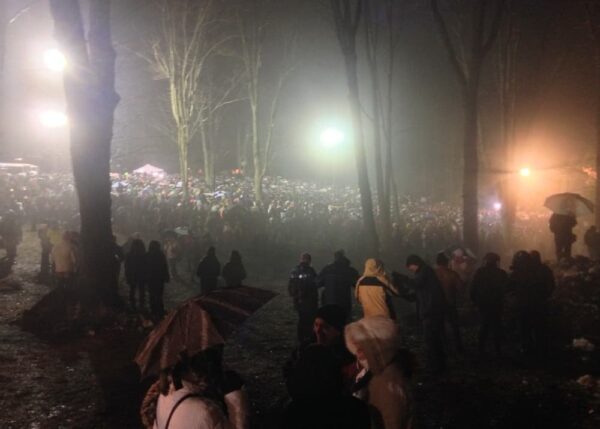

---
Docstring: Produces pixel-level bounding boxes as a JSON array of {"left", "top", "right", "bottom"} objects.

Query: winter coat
[
  {"left": 222, "top": 262, "right": 246, "bottom": 288},
  {"left": 470, "top": 266, "right": 508, "bottom": 312},
  {"left": 549, "top": 213, "right": 576, "bottom": 241},
  {"left": 345, "top": 317, "right": 413, "bottom": 429},
  {"left": 197, "top": 255, "right": 221, "bottom": 281},
  {"left": 508, "top": 265, "right": 553, "bottom": 311},
  {"left": 288, "top": 263, "right": 319, "bottom": 311},
  {"left": 410, "top": 265, "right": 445, "bottom": 320},
  {"left": 151, "top": 384, "right": 230, "bottom": 429},
  {"left": 317, "top": 258, "right": 359, "bottom": 315},
  {"left": 145, "top": 250, "right": 170, "bottom": 286},
  {"left": 356, "top": 277, "right": 396, "bottom": 319},
  {"left": 434, "top": 266, "right": 463, "bottom": 308},
  {"left": 51, "top": 238, "right": 77, "bottom": 274},
  {"left": 125, "top": 252, "right": 146, "bottom": 285}
]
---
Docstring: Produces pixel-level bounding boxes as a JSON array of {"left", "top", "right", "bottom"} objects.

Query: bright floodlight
[
  {"left": 493, "top": 202, "right": 502, "bottom": 211},
  {"left": 40, "top": 110, "right": 68, "bottom": 128},
  {"left": 519, "top": 167, "right": 531, "bottom": 177},
  {"left": 319, "top": 127, "right": 344, "bottom": 149},
  {"left": 43, "top": 49, "right": 66, "bottom": 72}
]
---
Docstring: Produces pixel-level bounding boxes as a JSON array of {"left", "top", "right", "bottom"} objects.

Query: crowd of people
[{"left": 1, "top": 169, "right": 597, "bottom": 429}]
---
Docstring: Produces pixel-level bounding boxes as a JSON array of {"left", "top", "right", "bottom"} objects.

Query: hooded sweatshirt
[{"left": 345, "top": 317, "right": 413, "bottom": 429}]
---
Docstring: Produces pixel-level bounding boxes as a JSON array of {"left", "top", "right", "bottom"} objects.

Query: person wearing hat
[
  {"left": 398, "top": 254, "right": 446, "bottom": 374},
  {"left": 470, "top": 253, "right": 508, "bottom": 357},
  {"left": 288, "top": 253, "right": 319, "bottom": 343}
]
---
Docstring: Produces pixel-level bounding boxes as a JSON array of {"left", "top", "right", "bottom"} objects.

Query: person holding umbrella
[{"left": 545, "top": 192, "right": 594, "bottom": 261}]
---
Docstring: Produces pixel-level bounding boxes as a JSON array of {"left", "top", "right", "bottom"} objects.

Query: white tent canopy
[{"left": 133, "top": 164, "right": 165, "bottom": 176}]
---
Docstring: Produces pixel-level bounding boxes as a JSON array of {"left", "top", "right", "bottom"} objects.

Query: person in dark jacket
[
  {"left": 283, "top": 344, "right": 370, "bottom": 429},
  {"left": 434, "top": 252, "right": 464, "bottom": 354},
  {"left": 222, "top": 250, "right": 247, "bottom": 288},
  {"left": 317, "top": 250, "right": 359, "bottom": 317},
  {"left": 549, "top": 212, "right": 577, "bottom": 260},
  {"left": 508, "top": 250, "right": 554, "bottom": 357},
  {"left": 145, "top": 240, "right": 170, "bottom": 322},
  {"left": 470, "top": 252, "right": 508, "bottom": 357},
  {"left": 398, "top": 254, "right": 446, "bottom": 374},
  {"left": 125, "top": 238, "right": 147, "bottom": 309},
  {"left": 283, "top": 305, "right": 357, "bottom": 395},
  {"left": 197, "top": 246, "right": 221, "bottom": 295},
  {"left": 289, "top": 253, "right": 319, "bottom": 343},
  {"left": 584, "top": 226, "right": 600, "bottom": 260},
  {"left": 111, "top": 234, "right": 125, "bottom": 301}
]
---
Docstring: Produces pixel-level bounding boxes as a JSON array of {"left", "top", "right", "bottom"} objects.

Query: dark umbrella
[
  {"left": 544, "top": 193, "right": 594, "bottom": 216},
  {"left": 134, "top": 286, "right": 276, "bottom": 377}
]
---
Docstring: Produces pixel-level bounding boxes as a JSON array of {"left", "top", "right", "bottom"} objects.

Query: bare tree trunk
[
  {"left": 431, "top": 0, "right": 505, "bottom": 254},
  {"left": 587, "top": 2, "right": 600, "bottom": 226},
  {"left": 364, "top": 0, "right": 391, "bottom": 249},
  {"left": 331, "top": 0, "right": 379, "bottom": 255},
  {"left": 177, "top": 125, "right": 189, "bottom": 194},
  {"left": 50, "top": 0, "right": 119, "bottom": 304},
  {"left": 0, "top": 2, "right": 6, "bottom": 160},
  {"left": 462, "top": 83, "right": 480, "bottom": 252}
]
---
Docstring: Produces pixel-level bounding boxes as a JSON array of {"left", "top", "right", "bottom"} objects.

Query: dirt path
[{"left": 1, "top": 231, "right": 599, "bottom": 428}]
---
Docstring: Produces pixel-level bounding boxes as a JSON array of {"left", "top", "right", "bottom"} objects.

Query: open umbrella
[
  {"left": 134, "top": 286, "right": 276, "bottom": 378},
  {"left": 442, "top": 245, "right": 476, "bottom": 260},
  {"left": 544, "top": 193, "right": 594, "bottom": 216}
]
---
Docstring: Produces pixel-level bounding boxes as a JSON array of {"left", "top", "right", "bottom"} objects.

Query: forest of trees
[{"left": 34, "top": 0, "right": 600, "bottom": 298}]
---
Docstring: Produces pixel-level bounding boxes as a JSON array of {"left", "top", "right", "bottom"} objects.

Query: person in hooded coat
[
  {"left": 317, "top": 249, "right": 359, "bottom": 317},
  {"left": 222, "top": 250, "right": 247, "bottom": 288},
  {"left": 344, "top": 316, "right": 413, "bottom": 429},
  {"left": 197, "top": 247, "right": 221, "bottom": 295},
  {"left": 146, "top": 240, "right": 170, "bottom": 322},
  {"left": 470, "top": 252, "right": 508, "bottom": 357},
  {"left": 355, "top": 259, "right": 399, "bottom": 319}
]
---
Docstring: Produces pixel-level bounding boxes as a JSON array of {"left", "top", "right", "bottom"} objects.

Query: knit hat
[{"left": 315, "top": 305, "right": 347, "bottom": 333}]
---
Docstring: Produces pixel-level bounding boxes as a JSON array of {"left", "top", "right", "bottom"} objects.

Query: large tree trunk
[
  {"left": 176, "top": 125, "right": 189, "bottom": 197},
  {"left": 462, "top": 84, "right": 480, "bottom": 253},
  {"left": 364, "top": 1, "right": 390, "bottom": 249},
  {"left": 596, "top": 57, "right": 600, "bottom": 227},
  {"left": 346, "top": 53, "right": 380, "bottom": 254},
  {"left": 50, "top": 0, "right": 119, "bottom": 304},
  {"left": 0, "top": 2, "right": 6, "bottom": 160}
]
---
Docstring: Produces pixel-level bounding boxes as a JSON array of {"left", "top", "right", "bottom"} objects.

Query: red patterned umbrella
[{"left": 134, "top": 286, "right": 276, "bottom": 377}]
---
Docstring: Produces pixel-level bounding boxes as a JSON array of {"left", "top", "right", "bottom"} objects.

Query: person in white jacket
[{"left": 141, "top": 346, "right": 249, "bottom": 429}]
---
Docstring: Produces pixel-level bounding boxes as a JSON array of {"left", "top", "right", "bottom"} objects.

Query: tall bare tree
[
  {"left": 585, "top": 1, "right": 600, "bottom": 226},
  {"left": 237, "top": 0, "right": 296, "bottom": 204},
  {"left": 363, "top": 0, "right": 407, "bottom": 249},
  {"left": 331, "top": 0, "right": 380, "bottom": 254},
  {"left": 198, "top": 62, "right": 243, "bottom": 190},
  {"left": 49, "top": 0, "right": 119, "bottom": 303},
  {"left": 431, "top": 0, "right": 506, "bottom": 253},
  {"left": 151, "top": 0, "right": 218, "bottom": 197}
]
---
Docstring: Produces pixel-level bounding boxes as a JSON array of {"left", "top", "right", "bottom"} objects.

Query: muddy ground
[{"left": 1, "top": 230, "right": 599, "bottom": 428}]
